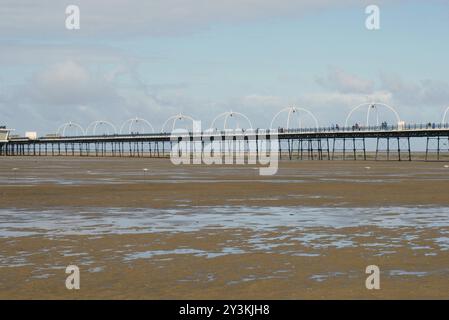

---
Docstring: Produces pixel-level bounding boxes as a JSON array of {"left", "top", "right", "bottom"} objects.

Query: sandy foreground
[{"left": 0, "top": 157, "right": 449, "bottom": 299}]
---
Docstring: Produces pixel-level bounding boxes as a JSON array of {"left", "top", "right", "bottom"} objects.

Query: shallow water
[
  {"left": 1, "top": 205, "right": 449, "bottom": 237},
  {"left": 1, "top": 206, "right": 449, "bottom": 264}
]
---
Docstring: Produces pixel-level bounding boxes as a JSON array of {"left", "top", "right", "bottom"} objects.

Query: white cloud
[
  {"left": 380, "top": 72, "right": 449, "bottom": 107},
  {"left": 0, "top": 59, "right": 200, "bottom": 133},
  {"left": 4, "top": 59, "right": 449, "bottom": 134},
  {"left": 28, "top": 60, "right": 118, "bottom": 106},
  {"left": 316, "top": 66, "right": 375, "bottom": 94},
  {"left": 240, "top": 94, "right": 286, "bottom": 107}
]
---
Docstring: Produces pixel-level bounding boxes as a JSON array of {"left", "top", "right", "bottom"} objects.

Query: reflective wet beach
[{"left": 1, "top": 157, "right": 449, "bottom": 298}]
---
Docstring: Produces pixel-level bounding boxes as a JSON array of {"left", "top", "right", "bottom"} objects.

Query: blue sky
[{"left": 1, "top": 0, "right": 449, "bottom": 134}]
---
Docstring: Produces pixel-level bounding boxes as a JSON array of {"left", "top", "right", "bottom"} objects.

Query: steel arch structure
[
  {"left": 86, "top": 120, "right": 117, "bottom": 136},
  {"left": 345, "top": 102, "right": 401, "bottom": 128},
  {"left": 161, "top": 113, "right": 196, "bottom": 133},
  {"left": 120, "top": 117, "right": 154, "bottom": 134},
  {"left": 442, "top": 106, "right": 449, "bottom": 124},
  {"left": 57, "top": 122, "right": 85, "bottom": 136},
  {"left": 210, "top": 111, "right": 253, "bottom": 131},
  {"left": 270, "top": 106, "right": 319, "bottom": 129}
]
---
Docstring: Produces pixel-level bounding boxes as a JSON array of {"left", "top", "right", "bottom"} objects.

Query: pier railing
[
  {"left": 2, "top": 122, "right": 449, "bottom": 161},
  {"left": 9, "top": 122, "right": 449, "bottom": 140}
]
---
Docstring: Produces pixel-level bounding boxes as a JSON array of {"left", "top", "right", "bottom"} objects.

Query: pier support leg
[
  {"left": 332, "top": 139, "right": 336, "bottom": 160},
  {"left": 437, "top": 136, "right": 440, "bottom": 161},
  {"left": 287, "top": 139, "right": 291, "bottom": 160},
  {"left": 362, "top": 138, "right": 366, "bottom": 160},
  {"left": 316, "top": 140, "right": 321, "bottom": 160},
  {"left": 407, "top": 137, "right": 411, "bottom": 161},
  {"left": 353, "top": 138, "right": 356, "bottom": 160},
  {"left": 387, "top": 138, "right": 390, "bottom": 161}
]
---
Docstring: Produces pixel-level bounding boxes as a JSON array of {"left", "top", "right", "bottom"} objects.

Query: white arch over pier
[
  {"left": 270, "top": 106, "right": 319, "bottom": 129},
  {"left": 162, "top": 113, "right": 196, "bottom": 133},
  {"left": 442, "top": 106, "right": 449, "bottom": 124},
  {"left": 57, "top": 122, "right": 85, "bottom": 136},
  {"left": 120, "top": 117, "right": 154, "bottom": 134},
  {"left": 210, "top": 111, "right": 253, "bottom": 131},
  {"left": 345, "top": 102, "right": 401, "bottom": 127},
  {"left": 86, "top": 120, "right": 117, "bottom": 135}
]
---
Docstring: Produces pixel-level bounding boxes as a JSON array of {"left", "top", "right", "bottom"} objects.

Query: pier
[
  {"left": 2, "top": 104, "right": 449, "bottom": 161},
  {"left": 1, "top": 123, "right": 449, "bottom": 161}
]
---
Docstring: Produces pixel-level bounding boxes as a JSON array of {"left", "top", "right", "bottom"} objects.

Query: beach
[{"left": 1, "top": 157, "right": 449, "bottom": 299}]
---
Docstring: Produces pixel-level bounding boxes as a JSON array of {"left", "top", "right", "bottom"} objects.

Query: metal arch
[
  {"left": 210, "top": 110, "right": 253, "bottom": 130},
  {"left": 161, "top": 113, "right": 196, "bottom": 133},
  {"left": 119, "top": 117, "right": 154, "bottom": 134},
  {"left": 366, "top": 104, "right": 380, "bottom": 127},
  {"left": 57, "top": 121, "right": 85, "bottom": 136},
  {"left": 270, "top": 106, "right": 319, "bottom": 129},
  {"left": 442, "top": 106, "right": 449, "bottom": 124},
  {"left": 86, "top": 120, "right": 117, "bottom": 135},
  {"left": 345, "top": 102, "right": 401, "bottom": 127},
  {"left": 210, "top": 111, "right": 229, "bottom": 130}
]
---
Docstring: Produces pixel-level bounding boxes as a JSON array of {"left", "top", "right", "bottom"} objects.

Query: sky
[{"left": 1, "top": 0, "right": 449, "bottom": 135}]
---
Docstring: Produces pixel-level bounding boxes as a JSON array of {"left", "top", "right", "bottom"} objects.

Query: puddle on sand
[
  {"left": 388, "top": 270, "right": 429, "bottom": 277},
  {"left": 1, "top": 205, "right": 449, "bottom": 271},
  {"left": 310, "top": 272, "right": 348, "bottom": 282},
  {"left": 124, "top": 247, "right": 245, "bottom": 261},
  {"left": 2, "top": 206, "right": 449, "bottom": 238}
]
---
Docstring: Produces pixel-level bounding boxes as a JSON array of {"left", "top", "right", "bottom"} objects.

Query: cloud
[
  {"left": 316, "top": 66, "right": 375, "bottom": 94},
  {"left": 239, "top": 94, "right": 286, "bottom": 108},
  {"left": 0, "top": 59, "right": 201, "bottom": 133},
  {"left": 1, "top": 60, "right": 131, "bottom": 132},
  {"left": 279, "top": 65, "right": 449, "bottom": 123},
  {"left": 380, "top": 72, "right": 449, "bottom": 107},
  {"left": 28, "top": 60, "right": 117, "bottom": 106},
  {"left": 0, "top": 42, "right": 139, "bottom": 66},
  {"left": 4, "top": 59, "right": 449, "bottom": 135},
  {"left": 313, "top": 67, "right": 449, "bottom": 122}
]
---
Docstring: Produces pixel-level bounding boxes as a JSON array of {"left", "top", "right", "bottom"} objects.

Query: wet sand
[
  {"left": 2, "top": 157, "right": 449, "bottom": 208},
  {"left": 1, "top": 157, "right": 449, "bottom": 299}
]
